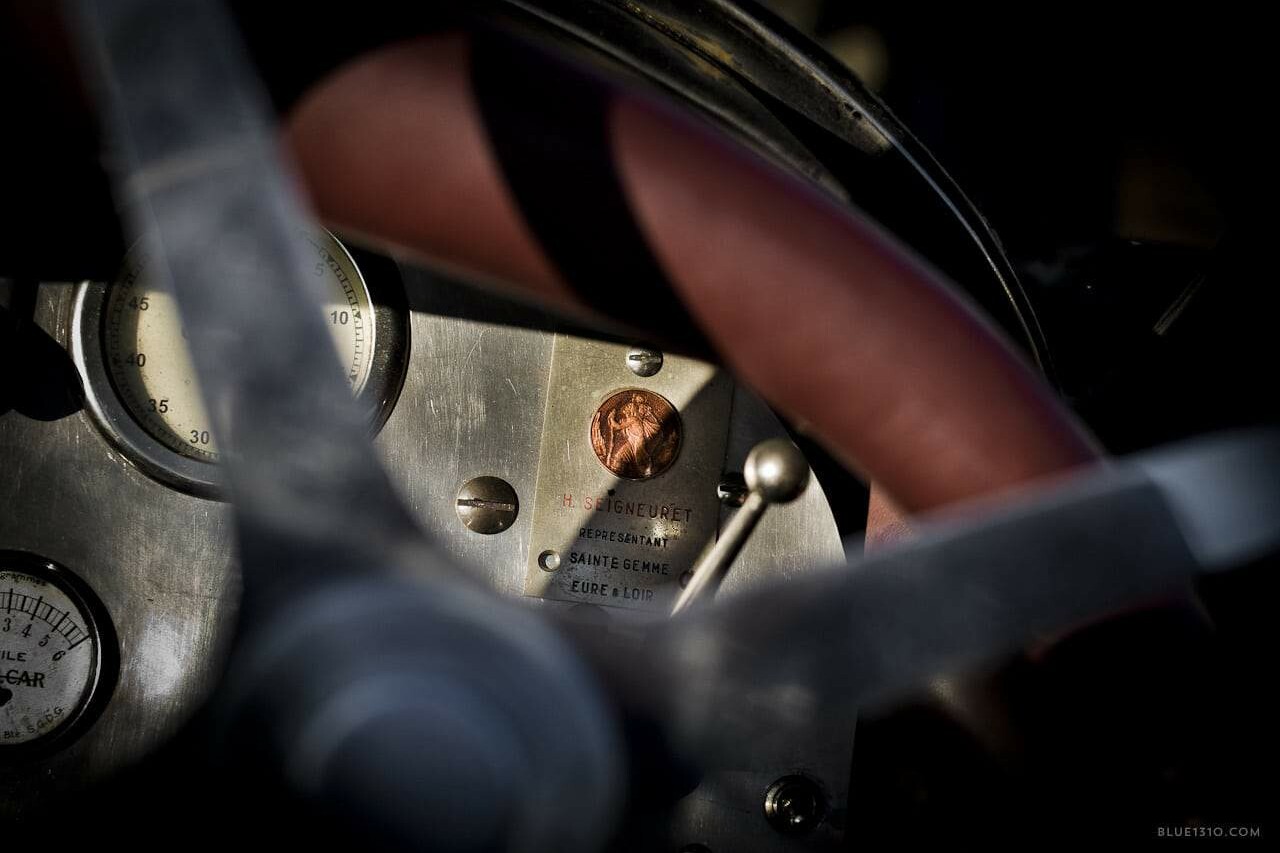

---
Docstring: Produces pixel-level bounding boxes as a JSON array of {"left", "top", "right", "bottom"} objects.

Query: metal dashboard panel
[
  {"left": 378, "top": 268, "right": 557, "bottom": 597},
  {"left": 0, "top": 282, "right": 237, "bottom": 811},
  {"left": 391, "top": 268, "right": 851, "bottom": 851},
  {"left": 2, "top": 268, "right": 851, "bottom": 850}
]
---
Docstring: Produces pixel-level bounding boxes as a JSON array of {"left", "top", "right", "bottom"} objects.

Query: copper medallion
[{"left": 590, "top": 389, "right": 682, "bottom": 480}]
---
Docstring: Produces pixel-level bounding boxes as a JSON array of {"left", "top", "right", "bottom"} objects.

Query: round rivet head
[
  {"left": 763, "top": 775, "right": 826, "bottom": 835},
  {"left": 626, "top": 346, "right": 663, "bottom": 377},
  {"left": 538, "top": 549, "right": 561, "bottom": 572},
  {"left": 744, "top": 439, "right": 809, "bottom": 504},
  {"left": 456, "top": 476, "right": 519, "bottom": 534}
]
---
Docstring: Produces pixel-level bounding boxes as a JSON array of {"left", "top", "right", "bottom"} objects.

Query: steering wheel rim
[{"left": 283, "top": 29, "right": 1101, "bottom": 520}]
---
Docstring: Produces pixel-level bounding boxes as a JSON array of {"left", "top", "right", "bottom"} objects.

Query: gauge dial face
[
  {"left": 101, "top": 231, "right": 376, "bottom": 461},
  {"left": 0, "top": 560, "right": 107, "bottom": 748}
]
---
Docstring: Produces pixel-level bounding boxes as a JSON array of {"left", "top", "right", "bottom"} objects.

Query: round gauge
[
  {"left": 73, "top": 230, "right": 409, "bottom": 494},
  {"left": 0, "top": 551, "right": 116, "bottom": 752},
  {"left": 103, "top": 231, "right": 375, "bottom": 461}
]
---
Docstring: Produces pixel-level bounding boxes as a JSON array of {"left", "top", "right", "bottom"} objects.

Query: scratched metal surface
[
  {"left": 523, "top": 334, "right": 734, "bottom": 612},
  {"left": 660, "top": 382, "right": 851, "bottom": 853},
  {"left": 386, "top": 267, "right": 851, "bottom": 852},
  {"left": 1, "top": 266, "right": 850, "bottom": 849},
  {"left": 0, "top": 282, "right": 238, "bottom": 814},
  {"left": 379, "top": 267, "right": 557, "bottom": 596}
]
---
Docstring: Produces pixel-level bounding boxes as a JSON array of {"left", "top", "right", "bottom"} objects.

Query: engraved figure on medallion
[{"left": 590, "top": 389, "right": 681, "bottom": 480}]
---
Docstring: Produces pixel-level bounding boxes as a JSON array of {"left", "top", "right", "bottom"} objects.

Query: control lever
[{"left": 672, "top": 438, "right": 810, "bottom": 614}]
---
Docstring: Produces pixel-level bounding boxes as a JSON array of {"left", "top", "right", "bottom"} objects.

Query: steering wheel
[{"left": 40, "top": 1, "right": 1278, "bottom": 851}]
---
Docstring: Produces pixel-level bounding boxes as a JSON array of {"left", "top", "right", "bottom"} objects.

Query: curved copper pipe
[{"left": 285, "top": 33, "right": 1100, "bottom": 516}]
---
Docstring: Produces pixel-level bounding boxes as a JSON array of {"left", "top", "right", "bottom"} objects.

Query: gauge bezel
[
  {"left": 0, "top": 550, "right": 119, "bottom": 760},
  {"left": 70, "top": 231, "right": 410, "bottom": 498}
]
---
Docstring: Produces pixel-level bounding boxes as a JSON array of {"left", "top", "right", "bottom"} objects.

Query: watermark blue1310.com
[{"left": 1156, "top": 825, "right": 1262, "bottom": 839}]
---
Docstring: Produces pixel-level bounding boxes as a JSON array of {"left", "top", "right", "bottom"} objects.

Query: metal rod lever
[{"left": 672, "top": 438, "right": 810, "bottom": 614}]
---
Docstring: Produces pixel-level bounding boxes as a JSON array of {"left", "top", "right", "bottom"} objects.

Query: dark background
[
  {"left": 771, "top": 4, "right": 1275, "bottom": 844},
  {"left": 767, "top": 2, "right": 1272, "bottom": 453}
]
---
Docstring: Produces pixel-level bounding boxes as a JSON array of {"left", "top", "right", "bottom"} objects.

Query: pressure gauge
[
  {"left": 0, "top": 551, "right": 116, "bottom": 753},
  {"left": 73, "top": 230, "right": 408, "bottom": 495}
]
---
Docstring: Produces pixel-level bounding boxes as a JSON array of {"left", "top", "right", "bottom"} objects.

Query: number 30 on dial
[{"left": 101, "top": 230, "right": 377, "bottom": 462}]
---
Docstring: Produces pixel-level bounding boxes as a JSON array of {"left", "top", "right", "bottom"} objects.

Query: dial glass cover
[
  {"left": 0, "top": 555, "right": 110, "bottom": 748},
  {"left": 101, "top": 230, "right": 376, "bottom": 461}
]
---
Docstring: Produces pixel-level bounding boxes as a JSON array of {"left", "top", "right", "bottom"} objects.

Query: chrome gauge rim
[
  {"left": 0, "top": 550, "right": 117, "bottom": 757},
  {"left": 70, "top": 230, "right": 409, "bottom": 497}
]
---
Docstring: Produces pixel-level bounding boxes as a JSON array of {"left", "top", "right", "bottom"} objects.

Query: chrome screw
[
  {"left": 626, "top": 346, "right": 663, "bottom": 377},
  {"left": 763, "top": 775, "right": 826, "bottom": 835},
  {"left": 455, "top": 476, "right": 519, "bottom": 534}
]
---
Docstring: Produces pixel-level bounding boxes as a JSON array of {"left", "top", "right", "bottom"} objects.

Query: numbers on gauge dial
[
  {"left": 102, "top": 231, "right": 376, "bottom": 461},
  {"left": 0, "top": 570, "right": 98, "bottom": 746}
]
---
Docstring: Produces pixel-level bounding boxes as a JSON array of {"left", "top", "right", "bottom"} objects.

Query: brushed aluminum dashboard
[{"left": 1, "top": 262, "right": 849, "bottom": 850}]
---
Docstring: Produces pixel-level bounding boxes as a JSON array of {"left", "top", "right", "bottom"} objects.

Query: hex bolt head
[
  {"left": 455, "top": 476, "right": 519, "bottom": 534},
  {"left": 626, "top": 346, "right": 663, "bottom": 377},
  {"left": 763, "top": 775, "right": 826, "bottom": 835}
]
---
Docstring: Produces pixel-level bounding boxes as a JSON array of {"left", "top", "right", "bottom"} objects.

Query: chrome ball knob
[{"left": 744, "top": 438, "right": 810, "bottom": 504}]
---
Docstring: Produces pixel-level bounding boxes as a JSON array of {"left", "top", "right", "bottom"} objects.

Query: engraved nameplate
[{"left": 524, "top": 335, "right": 732, "bottom": 612}]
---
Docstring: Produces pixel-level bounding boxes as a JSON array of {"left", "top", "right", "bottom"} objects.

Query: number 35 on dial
[{"left": 101, "top": 230, "right": 377, "bottom": 461}]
